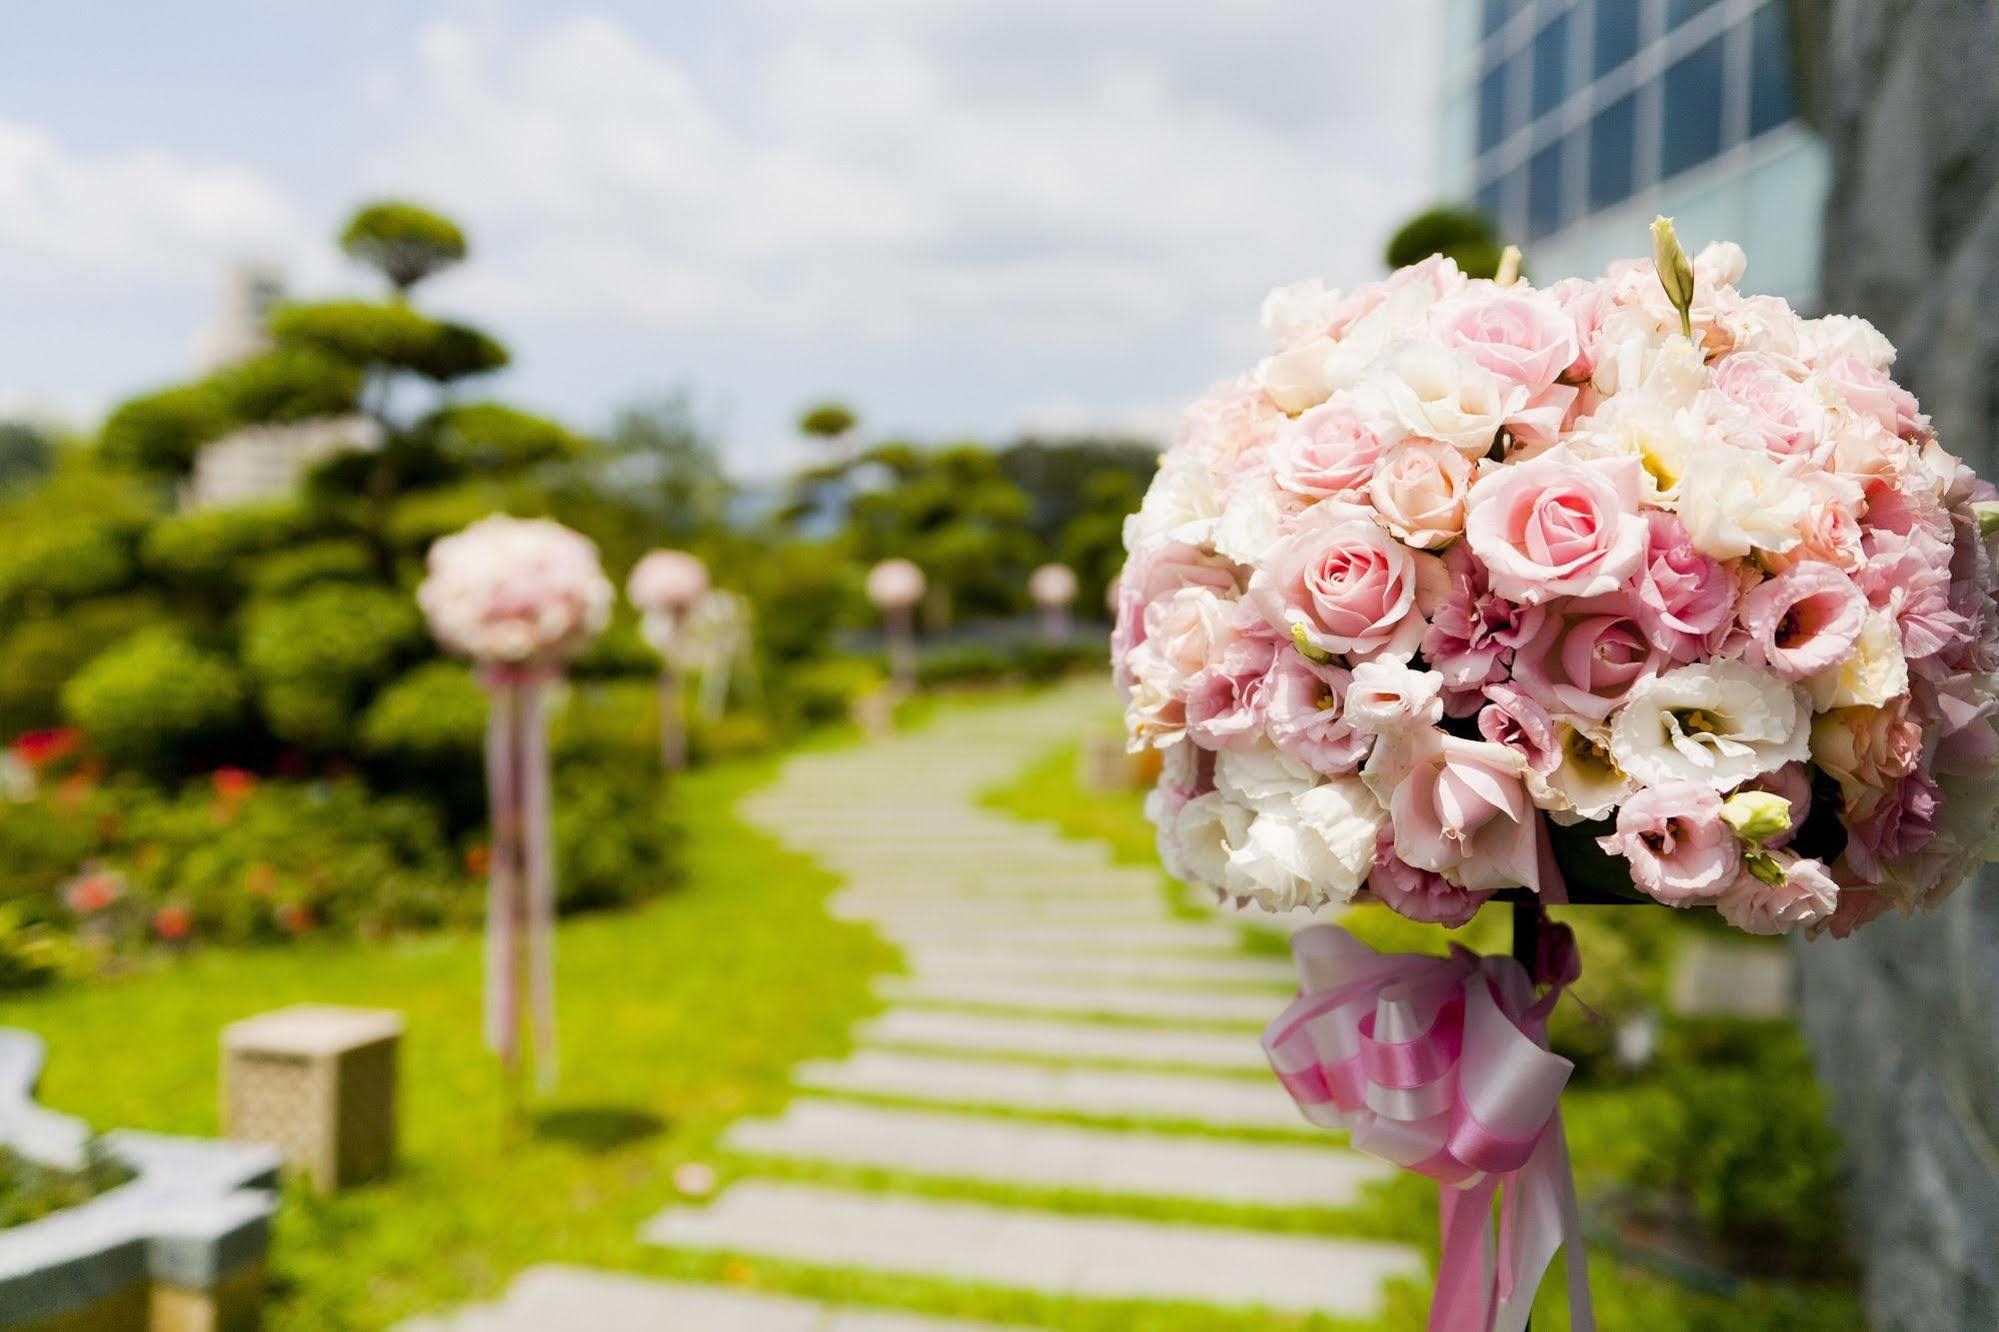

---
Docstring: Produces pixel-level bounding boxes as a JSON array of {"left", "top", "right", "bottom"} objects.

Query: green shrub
[
  {"left": 141, "top": 501, "right": 316, "bottom": 595},
  {"left": 785, "top": 657, "right": 886, "bottom": 726},
  {"left": 244, "top": 540, "right": 375, "bottom": 597},
  {"left": 385, "top": 484, "right": 530, "bottom": 552},
  {"left": 0, "top": 800, "right": 103, "bottom": 912},
  {"left": 61, "top": 631, "right": 246, "bottom": 770},
  {"left": 240, "top": 585, "right": 425, "bottom": 748},
  {"left": 98, "top": 383, "right": 226, "bottom": 474},
  {"left": 1384, "top": 204, "right": 1505, "bottom": 277},
  {"left": 0, "top": 597, "right": 165, "bottom": 738},
  {"left": 0, "top": 1139, "right": 132, "bottom": 1221},
  {"left": 339, "top": 200, "right": 467, "bottom": 291},
  {"left": 570, "top": 614, "right": 658, "bottom": 679},
  {"left": 358, "top": 662, "right": 488, "bottom": 767},
  {"left": 272, "top": 302, "right": 508, "bottom": 383},
  {"left": 0, "top": 522, "right": 137, "bottom": 616},
  {"left": 552, "top": 681, "right": 659, "bottom": 771},
  {"left": 421, "top": 403, "right": 588, "bottom": 471},
  {"left": 689, "top": 713, "right": 777, "bottom": 763},
  {"left": 553, "top": 769, "right": 680, "bottom": 913}
]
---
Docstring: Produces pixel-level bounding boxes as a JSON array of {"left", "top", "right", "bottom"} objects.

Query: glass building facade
[{"left": 1438, "top": 0, "right": 1829, "bottom": 309}]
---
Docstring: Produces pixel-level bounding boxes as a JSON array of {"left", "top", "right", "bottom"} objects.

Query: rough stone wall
[{"left": 1788, "top": 3, "right": 1999, "bottom": 1329}]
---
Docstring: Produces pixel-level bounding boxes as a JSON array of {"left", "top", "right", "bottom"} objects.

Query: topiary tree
[
  {"left": 61, "top": 629, "right": 247, "bottom": 770},
  {"left": 1384, "top": 204, "right": 1507, "bottom": 279},
  {"left": 240, "top": 583, "right": 426, "bottom": 749},
  {"left": 798, "top": 401, "right": 858, "bottom": 444},
  {"left": 338, "top": 200, "right": 468, "bottom": 294}
]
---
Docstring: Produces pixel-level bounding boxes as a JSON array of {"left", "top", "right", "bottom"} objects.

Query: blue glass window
[
  {"left": 1476, "top": 177, "right": 1505, "bottom": 230},
  {"left": 1662, "top": 36, "right": 1727, "bottom": 178},
  {"left": 1528, "top": 140, "right": 1567, "bottom": 238},
  {"left": 1482, "top": 0, "right": 1514, "bottom": 38},
  {"left": 1749, "top": 3, "right": 1797, "bottom": 137},
  {"left": 1478, "top": 62, "right": 1508, "bottom": 152},
  {"left": 1588, "top": 92, "right": 1638, "bottom": 208},
  {"left": 1532, "top": 13, "right": 1572, "bottom": 119},
  {"left": 1594, "top": 0, "right": 1641, "bottom": 76},
  {"left": 1668, "top": 0, "right": 1723, "bottom": 28}
]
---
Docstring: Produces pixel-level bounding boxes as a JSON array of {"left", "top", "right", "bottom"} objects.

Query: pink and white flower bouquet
[{"left": 1116, "top": 223, "right": 1999, "bottom": 938}]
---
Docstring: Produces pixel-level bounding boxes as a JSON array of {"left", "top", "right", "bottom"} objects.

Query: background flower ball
[
  {"left": 627, "top": 549, "right": 711, "bottom": 615},
  {"left": 418, "top": 514, "right": 614, "bottom": 668},
  {"left": 1029, "top": 562, "right": 1079, "bottom": 607},
  {"left": 866, "top": 558, "right": 927, "bottom": 610}
]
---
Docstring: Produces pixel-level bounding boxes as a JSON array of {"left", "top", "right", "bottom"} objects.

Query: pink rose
[
  {"left": 1546, "top": 277, "right": 1606, "bottom": 384},
  {"left": 1716, "top": 854, "right": 1839, "bottom": 935},
  {"left": 1842, "top": 770, "right": 1942, "bottom": 884},
  {"left": 1420, "top": 543, "right": 1537, "bottom": 706},
  {"left": 1509, "top": 593, "right": 1665, "bottom": 722},
  {"left": 1112, "top": 542, "right": 1236, "bottom": 691},
  {"left": 1463, "top": 445, "right": 1647, "bottom": 604},
  {"left": 1856, "top": 530, "right": 1968, "bottom": 662},
  {"left": 1367, "top": 732, "right": 1542, "bottom": 894},
  {"left": 1344, "top": 658, "right": 1445, "bottom": 736},
  {"left": 1367, "top": 438, "right": 1473, "bottom": 548},
  {"left": 1431, "top": 289, "right": 1580, "bottom": 396},
  {"left": 1597, "top": 782, "right": 1741, "bottom": 906},
  {"left": 1248, "top": 501, "right": 1443, "bottom": 659},
  {"left": 1809, "top": 701, "right": 1923, "bottom": 816},
  {"left": 1629, "top": 512, "right": 1738, "bottom": 657},
  {"left": 1823, "top": 355, "right": 1923, "bottom": 439},
  {"left": 1738, "top": 562, "right": 1869, "bottom": 680},
  {"left": 1270, "top": 399, "right": 1389, "bottom": 500},
  {"left": 1476, "top": 682, "right": 1563, "bottom": 776},
  {"left": 1710, "top": 353, "right": 1828, "bottom": 461},
  {"left": 1811, "top": 886, "right": 1891, "bottom": 939},
  {"left": 1365, "top": 824, "right": 1493, "bottom": 928},
  {"left": 1262, "top": 654, "right": 1370, "bottom": 776}
]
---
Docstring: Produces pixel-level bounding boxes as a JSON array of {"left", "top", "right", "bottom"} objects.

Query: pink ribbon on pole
[
  {"left": 479, "top": 667, "right": 560, "bottom": 1090},
  {"left": 1263, "top": 924, "right": 1594, "bottom": 1332}
]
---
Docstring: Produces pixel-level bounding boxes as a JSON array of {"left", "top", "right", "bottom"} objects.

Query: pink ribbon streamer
[
  {"left": 1263, "top": 924, "right": 1595, "bottom": 1332},
  {"left": 480, "top": 669, "right": 560, "bottom": 1090}
]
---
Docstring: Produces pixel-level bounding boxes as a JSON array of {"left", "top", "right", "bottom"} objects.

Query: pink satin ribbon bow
[{"left": 1263, "top": 924, "right": 1595, "bottom": 1332}]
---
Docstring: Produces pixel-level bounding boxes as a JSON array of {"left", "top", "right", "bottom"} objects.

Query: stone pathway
[{"left": 411, "top": 682, "right": 1422, "bottom": 1328}]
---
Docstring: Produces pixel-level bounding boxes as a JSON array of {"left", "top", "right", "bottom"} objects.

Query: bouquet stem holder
[{"left": 480, "top": 668, "right": 559, "bottom": 1106}]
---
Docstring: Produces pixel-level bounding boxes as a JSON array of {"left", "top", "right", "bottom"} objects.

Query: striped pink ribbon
[{"left": 1263, "top": 924, "right": 1594, "bottom": 1332}]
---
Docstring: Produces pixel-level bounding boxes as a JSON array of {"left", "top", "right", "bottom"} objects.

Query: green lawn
[{"left": 0, "top": 751, "right": 897, "bottom": 1329}]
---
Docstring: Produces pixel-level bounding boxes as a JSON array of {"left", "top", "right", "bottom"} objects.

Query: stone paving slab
[
  {"left": 1670, "top": 938, "right": 1795, "bottom": 1018},
  {"left": 400, "top": 1264, "right": 1036, "bottom": 1331},
  {"left": 645, "top": 1183, "right": 1422, "bottom": 1318},
  {"left": 861, "top": 1009, "right": 1271, "bottom": 1070},
  {"left": 879, "top": 976, "right": 1277, "bottom": 1025},
  {"left": 727, "top": 1099, "right": 1387, "bottom": 1208},
  {"left": 834, "top": 897, "right": 1172, "bottom": 928},
  {"left": 797, "top": 1050, "right": 1305, "bottom": 1129},
  {"left": 904, "top": 950, "right": 1297, "bottom": 989},
  {"left": 873, "top": 922, "right": 1247, "bottom": 955}
]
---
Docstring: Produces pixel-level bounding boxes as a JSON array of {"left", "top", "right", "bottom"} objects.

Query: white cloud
[
  {"left": 375, "top": 7, "right": 1436, "bottom": 350},
  {"left": 0, "top": 120, "right": 308, "bottom": 290}
]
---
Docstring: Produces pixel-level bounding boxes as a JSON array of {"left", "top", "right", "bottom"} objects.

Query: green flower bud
[
  {"left": 1743, "top": 848, "right": 1786, "bottom": 888},
  {"left": 1651, "top": 215, "right": 1695, "bottom": 339},
  {"left": 1721, "top": 790, "right": 1793, "bottom": 846},
  {"left": 1291, "top": 624, "right": 1333, "bottom": 664},
  {"left": 1495, "top": 245, "right": 1523, "bottom": 287},
  {"left": 1974, "top": 500, "right": 1999, "bottom": 538}
]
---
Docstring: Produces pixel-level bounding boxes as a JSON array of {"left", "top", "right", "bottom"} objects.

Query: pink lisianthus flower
[
  {"left": 1462, "top": 445, "right": 1647, "bottom": 604},
  {"left": 1420, "top": 543, "right": 1538, "bottom": 707},
  {"left": 1247, "top": 501, "right": 1445, "bottom": 659},
  {"left": 1841, "top": 770, "right": 1943, "bottom": 884},
  {"left": 1262, "top": 654, "right": 1370, "bottom": 776},
  {"left": 1856, "top": 530, "right": 1970, "bottom": 662},
  {"left": 1476, "top": 682, "right": 1564, "bottom": 777},
  {"left": 1716, "top": 854, "right": 1840, "bottom": 935},
  {"left": 1738, "top": 561, "right": 1869, "bottom": 680},
  {"left": 1365, "top": 824, "right": 1493, "bottom": 928},
  {"left": 1629, "top": 512, "right": 1739, "bottom": 657},
  {"left": 1710, "top": 352, "right": 1828, "bottom": 461},
  {"left": 1269, "top": 399, "right": 1390, "bottom": 501},
  {"left": 1823, "top": 355, "right": 1925, "bottom": 439},
  {"left": 1184, "top": 604, "right": 1281, "bottom": 752},
  {"left": 1596, "top": 782, "right": 1741, "bottom": 906},
  {"left": 1365, "top": 731, "right": 1542, "bottom": 894},
  {"left": 1810, "top": 886, "right": 1892, "bottom": 939},
  {"left": 1809, "top": 700, "right": 1924, "bottom": 816},
  {"left": 1111, "top": 542, "right": 1238, "bottom": 691},
  {"left": 1509, "top": 592, "right": 1666, "bottom": 722}
]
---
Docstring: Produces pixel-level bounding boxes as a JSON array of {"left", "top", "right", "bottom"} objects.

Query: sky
[{"left": 0, "top": 1, "right": 1441, "bottom": 476}]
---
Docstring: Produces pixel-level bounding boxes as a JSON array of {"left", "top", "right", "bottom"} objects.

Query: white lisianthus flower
[
  {"left": 1260, "top": 278, "right": 1342, "bottom": 345},
  {"left": 1212, "top": 475, "right": 1295, "bottom": 566},
  {"left": 1673, "top": 447, "right": 1810, "bottom": 559},
  {"left": 1577, "top": 383, "right": 1706, "bottom": 502},
  {"left": 1805, "top": 607, "right": 1910, "bottom": 710},
  {"left": 1609, "top": 661, "right": 1811, "bottom": 790},
  {"left": 1224, "top": 777, "right": 1385, "bottom": 911},
  {"left": 1344, "top": 658, "right": 1446, "bottom": 736},
  {"left": 1122, "top": 450, "right": 1222, "bottom": 550},
  {"left": 1799, "top": 313, "right": 1897, "bottom": 372},
  {"left": 1526, "top": 721, "right": 1637, "bottom": 824},
  {"left": 1255, "top": 337, "right": 1341, "bottom": 414},
  {"left": 1215, "top": 746, "right": 1320, "bottom": 812},
  {"left": 1164, "top": 791, "right": 1252, "bottom": 893},
  {"left": 1378, "top": 341, "right": 1525, "bottom": 456}
]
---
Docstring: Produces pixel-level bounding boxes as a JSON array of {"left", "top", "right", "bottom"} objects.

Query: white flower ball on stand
[{"left": 419, "top": 515, "right": 612, "bottom": 670}]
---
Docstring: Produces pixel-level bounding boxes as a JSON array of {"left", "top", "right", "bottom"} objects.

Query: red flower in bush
[
  {"left": 464, "top": 844, "right": 491, "bottom": 876},
  {"left": 62, "top": 868, "right": 124, "bottom": 915},
  {"left": 211, "top": 767, "right": 258, "bottom": 802},
  {"left": 14, "top": 728, "right": 78, "bottom": 768},
  {"left": 275, "top": 902, "right": 316, "bottom": 935},
  {"left": 244, "top": 863, "right": 279, "bottom": 898},
  {"left": 152, "top": 903, "right": 195, "bottom": 942}
]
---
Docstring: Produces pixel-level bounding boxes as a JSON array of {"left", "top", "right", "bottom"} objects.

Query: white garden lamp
[
  {"left": 627, "top": 550, "right": 710, "bottom": 771},
  {"left": 866, "top": 558, "right": 926, "bottom": 692},
  {"left": 1029, "top": 562, "right": 1079, "bottom": 644},
  {"left": 419, "top": 515, "right": 611, "bottom": 1097}
]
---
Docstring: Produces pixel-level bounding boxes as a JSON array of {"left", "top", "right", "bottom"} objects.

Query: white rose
[
  {"left": 1800, "top": 313, "right": 1897, "bottom": 373},
  {"left": 1212, "top": 475, "right": 1296, "bottom": 566},
  {"left": 1343, "top": 658, "right": 1446, "bottom": 736},
  {"left": 1122, "top": 450, "right": 1222, "bottom": 551},
  {"left": 1367, "top": 438, "right": 1472, "bottom": 548},
  {"left": 1223, "top": 778, "right": 1384, "bottom": 912},
  {"left": 1673, "top": 446, "right": 1809, "bottom": 559},
  {"left": 1255, "top": 337, "right": 1341, "bottom": 414},
  {"left": 1261, "top": 278, "right": 1341, "bottom": 346},
  {"left": 1805, "top": 608, "right": 1909, "bottom": 710},
  {"left": 1609, "top": 661, "right": 1811, "bottom": 791},
  {"left": 1215, "top": 746, "right": 1319, "bottom": 812},
  {"left": 1378, "top": 341, "right": 1525, "bottom": 456}
]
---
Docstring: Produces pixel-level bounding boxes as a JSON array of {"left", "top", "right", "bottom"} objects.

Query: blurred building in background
[
  {"left": 1437, "top": 0, "right": 1828, "bottom": 307},
  {"left": 183, "top": 265, "right": 380, "bottom": 511}
]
